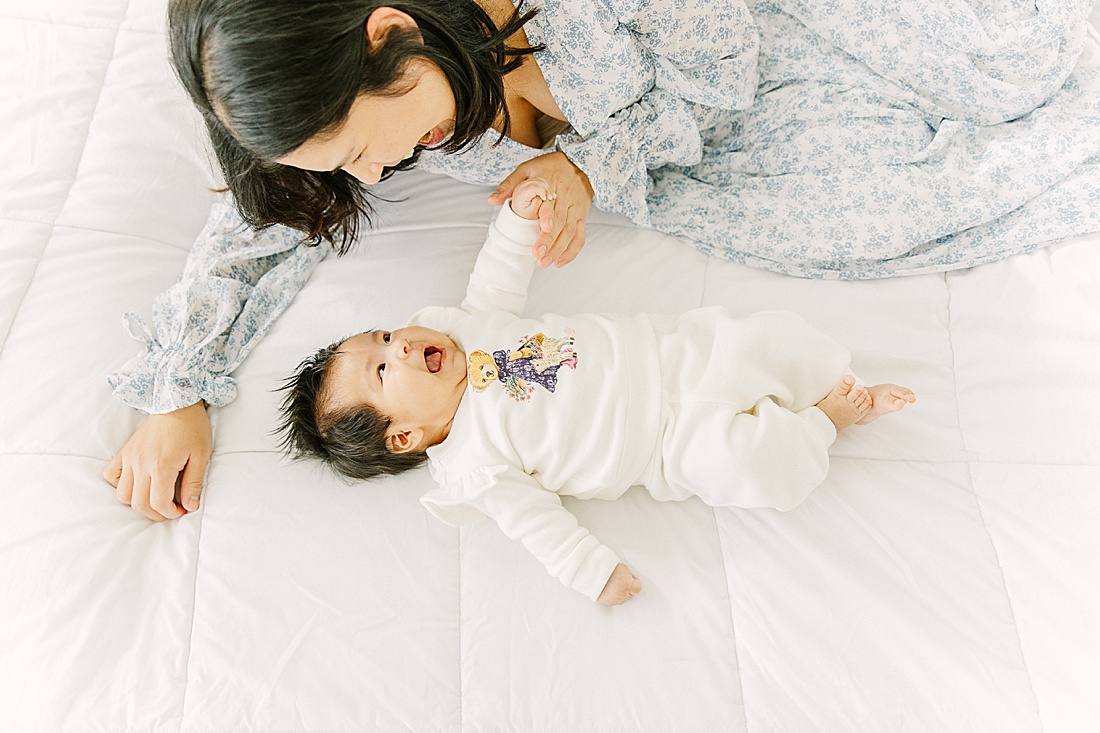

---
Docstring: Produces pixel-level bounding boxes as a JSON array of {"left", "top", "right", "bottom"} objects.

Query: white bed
[{"left": 2, "top": 1, "right": 1099, "bottom": 730}]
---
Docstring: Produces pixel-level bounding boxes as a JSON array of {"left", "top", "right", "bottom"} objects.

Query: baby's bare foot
[
  {"left": 856, "top": 384, "right": 916, "bottom": 424},
  {"left": 816, "top": 376, "right": 871, "bottom": 434}
]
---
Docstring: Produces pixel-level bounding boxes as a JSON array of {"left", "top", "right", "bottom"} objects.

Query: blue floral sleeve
[
  {"left": 108, "top": 196, "right": 328, "bottom": 414},
  {"left": 526, "top": 0, "right": 760, "bottom": 223}
]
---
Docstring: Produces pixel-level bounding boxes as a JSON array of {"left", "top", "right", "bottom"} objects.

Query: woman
[{"left": 105, "top": 0, "right": 1099, "bottom": 519}]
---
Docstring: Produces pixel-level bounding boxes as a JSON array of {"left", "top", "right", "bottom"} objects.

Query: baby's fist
[
  {"left": 508, "top": 177, "right": 555, "bottom": 221},
  {"left": 597, "top": 563, "right": 641, "bottom": 606}
]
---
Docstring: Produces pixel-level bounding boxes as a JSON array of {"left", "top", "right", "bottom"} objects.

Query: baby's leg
[
  {"left": 815, "top": 376, "right": 871, "bottom": 433},
  {"left": 856, "top": 384, "right": 917, "bottom": 424}
]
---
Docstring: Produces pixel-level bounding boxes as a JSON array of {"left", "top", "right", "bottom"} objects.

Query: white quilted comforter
[{"left": 1, "top": 1, "right": 1098, "bottom": 731}]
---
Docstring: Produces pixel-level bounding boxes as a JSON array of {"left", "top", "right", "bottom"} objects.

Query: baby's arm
[
  {"left": 456, "top": 467, "right": 633, "bottom": 603},
  {"left": 460, "top": 182, "right": 549, "bottom": 315}
]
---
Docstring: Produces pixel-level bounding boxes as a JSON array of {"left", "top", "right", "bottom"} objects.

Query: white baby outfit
[{"left": 412, "top": 204, "right": 851, "bottom": 601}]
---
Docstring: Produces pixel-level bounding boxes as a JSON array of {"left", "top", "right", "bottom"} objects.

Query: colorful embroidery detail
[{"left": 467, "top": 330, "right": 578, "bottom": 403}]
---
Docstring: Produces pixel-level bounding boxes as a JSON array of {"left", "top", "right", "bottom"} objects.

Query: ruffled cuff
[
  {"left": 106, "top": 273, "right": 253, "bottom": 413},
  {"left": 107, "top": 314, "right": 237, "bottom": 413}
]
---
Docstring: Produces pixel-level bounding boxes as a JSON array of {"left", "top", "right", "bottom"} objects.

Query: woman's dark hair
[
  {"left": 276, "top": 335, "right": 428, "bottom": 480},
  {"left": 168, "top": 0, "right": 541, "bottom": 252}
]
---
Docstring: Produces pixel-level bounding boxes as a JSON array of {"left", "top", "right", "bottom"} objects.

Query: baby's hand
[
  {"left": 508, "top": 177, "right": 555, "bottom": 224},
  {"left": 597, "top": 563, "right": 641, "bottom": 606}
]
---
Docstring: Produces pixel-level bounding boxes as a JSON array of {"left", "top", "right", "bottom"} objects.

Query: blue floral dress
[
  {"left": 421, "top": 0, "right": 1100, "bottom": 277},
  {"left": 110, "top": 0, "right": 1100, "bottom": 413}
]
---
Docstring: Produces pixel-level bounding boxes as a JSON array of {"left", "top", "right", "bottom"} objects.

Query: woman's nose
[{"left": 347, "top": 160, "right": 385, "bottom": 185}]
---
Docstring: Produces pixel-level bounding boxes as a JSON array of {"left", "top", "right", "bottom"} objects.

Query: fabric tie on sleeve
[{"left": 107, "top": 201, "right": 327, "bottom": 414}]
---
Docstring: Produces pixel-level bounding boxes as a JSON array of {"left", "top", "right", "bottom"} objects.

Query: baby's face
[{"left": 327, "top": 327, "right": 468, "bottom": 441}]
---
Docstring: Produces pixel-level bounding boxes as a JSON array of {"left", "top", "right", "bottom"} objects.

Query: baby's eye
[
  {"left": 377, "top": 363, "right": 386, "bottom": 381},
  {"left": 382, "top": 332, "right": 391, "bottom": 343}
]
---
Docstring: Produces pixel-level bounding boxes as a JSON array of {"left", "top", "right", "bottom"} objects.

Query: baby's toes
[{"left": 886, "top": 387, "right": 915, "bottom": 411}]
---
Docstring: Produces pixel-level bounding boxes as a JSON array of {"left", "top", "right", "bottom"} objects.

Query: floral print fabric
[
  {"left": 423, "top": 0, "right": 1100, "bottom": 277},
  {"left": 112, "top": 0, "right": 1100, "bottom": 412}
]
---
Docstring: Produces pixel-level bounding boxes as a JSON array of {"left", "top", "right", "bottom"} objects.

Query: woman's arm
[
  {"left": 108, "top": 197, "right": 326, "bottom": 414},
  {"left": 105, "top": 196, "right": 327, "bottom": 520},
  {"left": 491, "top": 0, "right": 759, "bottom": 262}
]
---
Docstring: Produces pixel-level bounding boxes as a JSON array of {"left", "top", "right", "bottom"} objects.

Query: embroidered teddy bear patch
[{"left": 467, "top": 330, "right": 578, "bottom": 403}]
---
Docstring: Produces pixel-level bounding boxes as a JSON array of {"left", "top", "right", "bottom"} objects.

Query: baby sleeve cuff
[
  {"left": 494, "top": 201, "right": 543, "bottom": 250},
  {"left": 570, "top": 544, "right": 622, "bottom": 602}
]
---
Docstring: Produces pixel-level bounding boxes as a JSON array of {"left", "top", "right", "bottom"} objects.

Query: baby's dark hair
[{"left": 275, "top": 333, "right": 427, "bottom": 480}]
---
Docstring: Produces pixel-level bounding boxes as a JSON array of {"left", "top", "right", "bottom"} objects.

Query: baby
[{"left": 278, "top": 180, "right": 915, "bottom": 607}]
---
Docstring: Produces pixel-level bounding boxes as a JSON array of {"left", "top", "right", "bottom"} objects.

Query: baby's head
[{"left": 277, "top": 326, "right": 468, "bottom": 480}]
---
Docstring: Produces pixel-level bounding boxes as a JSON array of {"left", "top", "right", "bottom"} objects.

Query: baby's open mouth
[{"left": 424, "top": 346, "right": 443, "bottom": 373}]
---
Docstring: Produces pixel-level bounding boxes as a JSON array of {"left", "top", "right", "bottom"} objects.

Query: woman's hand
[
  {"left": 488, "top": 151, "right": 593, "bottom": 268},
  {"left": 102, "top": 401, "right": 212, "bottom": 521}
]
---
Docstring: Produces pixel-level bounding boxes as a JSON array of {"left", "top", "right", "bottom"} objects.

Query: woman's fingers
[
  {"left": 103, "top": 452, "right": 123, "bottom": 488},
  {"left": 536, "top": 200, "right": 586, "bottom": 267},
  {"left": 114, "top": 463, "right": 134, "bottom": 506},
  {"left": 106, "top": 402, "right": 212, "bottom": 521},
  {"left": 495, "top": 152, "right": 593, "bottom": 268},
  {"left": 555, "top": 218, "right": 586, "bottom": 267},
  {"left": 488, "top": 170, "right": 525, "bottom": 205},
  {"left": 149, "top": 471, "right": 185, "bottom": 521}
]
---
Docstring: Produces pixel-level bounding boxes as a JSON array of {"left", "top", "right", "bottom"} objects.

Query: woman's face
[{"left": 276, "top": 61, "right": 456, "bottom": 184}]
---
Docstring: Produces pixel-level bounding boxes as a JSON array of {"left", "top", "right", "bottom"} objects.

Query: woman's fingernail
[
  {"left": 535, "top": 245, "right": 546, "bottom": 258},
  {"left": 185, "top": 496, "right": 199, "bottom": 511}
]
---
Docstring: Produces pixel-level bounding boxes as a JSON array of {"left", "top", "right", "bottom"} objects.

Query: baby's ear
[{"left": 386, "top": 427, "right": 424, "bottom": 454}]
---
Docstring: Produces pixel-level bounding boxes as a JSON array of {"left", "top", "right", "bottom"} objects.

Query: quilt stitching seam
[
  {"left": 176, "top": 457, "right": 208, "bottom": 733},
  {"left": 0, "top": 14, "right": 159, "bottom": 35},
  {"left": 0, "top": 4, "right": 130, "bottom": 361},
  {"left": 711, "top": 507, "right": 750, "bottom": 733},
  {"left": 944, "top": 271, "right": 1044, "bottom": 730},
  {"left": 692, "top": 257, "right": 749, "bottom": 732},
  {"left": 45, "top": 3, "right": 203, "bottom": 730},
  {"left": 457, "top": 524, "right": 465, "bottom": 733}
]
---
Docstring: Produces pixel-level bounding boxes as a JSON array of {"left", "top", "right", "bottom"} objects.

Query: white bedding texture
[{"left": 2, "top": 1, "right": 1099, "bottom": 731}]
